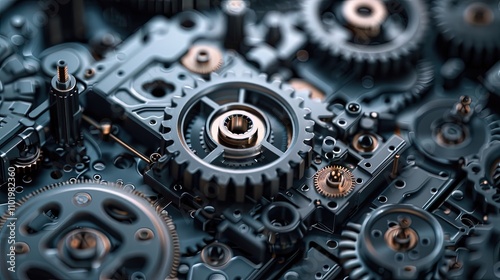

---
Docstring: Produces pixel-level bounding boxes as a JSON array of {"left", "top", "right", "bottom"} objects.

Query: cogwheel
[
  {"left": 301, "top": 0, "right": 429, "bottom": 75},
  {"left": 465, "top": 140, "right": 500, "bottom": 213},
  {"left": 160, "top": 67, "right": 315, "bottom": 202},
  {"left": 462, "top": 215, "right": 500, "bottom": 279},
  {"left": 314, "top": 165, "right": 355, "bottom": 198},
  {"left": 181, "top": 45, "right": 224, "bottom": 75},
  {"left": 339, "top": 204, "right": 445, "bottom": 280},
  {"left": 0, "top": 180, "right": 180, "bottom": 280},
  {"left": 433, "top": 0, "right": 500, "bottom": 66},
  {"left": 12, "top": 146, "right": 43, "bottom": 176}
]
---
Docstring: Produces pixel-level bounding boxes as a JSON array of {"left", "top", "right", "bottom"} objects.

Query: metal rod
[{"left": 82, "top": 115, "right": 151, "bottom": 164}]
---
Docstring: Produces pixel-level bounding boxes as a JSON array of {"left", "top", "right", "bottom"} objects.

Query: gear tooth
[{"left": 182, "top": 86, "right": 194, "bottom": 95}]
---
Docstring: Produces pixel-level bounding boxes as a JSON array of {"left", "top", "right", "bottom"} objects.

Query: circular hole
[
  {"left": 431, "top": 188, "right": 437, "bottom": 194},
  {"left": 325, "top": 152, "right": 334, "bottom": 159},
  {"left": 301, "top": 185, "right": 309, "bottom": 191},
  {"left": 323, "top": 265, "right": 329, "bottom": 271},
  {"left": 58, "top": 60, "right": 66, "bottom": 66},
  {"left": 422, "top": 238, "right": 429, "bottom": 246},
  {"left": 234, "top": 209, "right": 241, "bottom": 217},
  {"left": 96, "top": 65, "right": 104, "bottom": 71},
  {"left": 225, "top": 114, "right": 252, "bottom": 134},
  {"left": 15, "top": 186, "right": 24, "bottom": 193},
  {"left": 326, "top": 240, "right": 338, "bottom": 249},
  {"left": 180, "top": 18, "right": 196, "bottom": 29},
  {"left": 378, "top": 196, "right": 387, "bottom": 203},
  {"left": 50, "top": 170, "right": 62, "bottom": 179},
  {"left": 332, "top": 146, "right": 341, "bottom": 153},
  {"left": 149, "top": 119, "right": 157, "bottom": 125},
  {"left": 117, "top": 70, "right": 124, "bottom": 76},
  {"left": 142, "top": 80, "right": 175, "bottom": 98},
  {"left": 364, "top": 162, "right": 372, "bottom": 168},
  {"left": 93, "top": 162, "right": 106, "bottom": 171},
  {"left": 356, "top": 178, "right": 363, "bottom": 184},
  {"left": 357, "top": 5, "right": 373, "bottom": 17},
  {"left": 315, "top": 272, "right": 322, "bottom": 279},
  {"left": 439, "top": 171, "right": 448, "bottom": 178},
  {"left": 63, "top": 164, "right": 72, "bottom": 172},
  {"left": 394, "top": 180, "right": 405, "bottom": 188},
  {"left": 388, "top": 145, "right": 395, "bottom": 152},
  {"left": 324, "top": 138, "right": 335, "bottom": 146},
  {"left": 338, "top": 119, "right": 346, "bottom": 126},
  {"left": 372, "top": 230, "right": 381, "bottom": 238},
  {"left": 328, "top": 201, "right": 337, "bottom": 208},
  {"left": 472, "top": 166, "right": 481, "bottom": 174},
  {"left": 396, "top": 254, "right": 404, "bottom": 262},
  {"left": 178, "top": 74, "right": 187, "bottom": 80},
  {"left": 265, "top": 203, "right": 298, "bottom": 229}
]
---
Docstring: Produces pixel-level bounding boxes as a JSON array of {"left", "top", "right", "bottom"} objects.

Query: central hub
[
  {"left": 59, "top": 228, "right": 111, "bottom": 264},
  {"left": 218, "top": 110, "right": 259, "bottom": 148},
  {"left": 464, "top": 2, "right": 494, "bottom": 26},
  {"left": 342, "top": 0, "right": 388, "bottom": 37}
]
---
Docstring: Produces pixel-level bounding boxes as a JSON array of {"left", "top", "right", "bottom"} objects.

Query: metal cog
[
  {"left": 313, "top": 165, "right": 355, "bottom": 198},
  {"left": 160, "top": 70, "right": 315, "bottom": 202},
  {"left": 463, "top": 215, "right": 500, "bottom": 279},
  {"left": 181, "top": 45, "right": 224, "bottom": 75},
  {"left": 433, "top": 0, "right": 500, "bottom": 66},
  {"left": 12, "top": 146, "right": 43, "bottom": 176},
  {"left": 339, "top": 204, "right": 445, "bottom": 280},
  {"left": 301, "top": 0, "right": 429, "bottom": 74},
  {"left": 465, "top": 140, "right": 500, "bottom": 213},
  {"left": 0, "top": 180, "right": 180, "bottom": 280}
]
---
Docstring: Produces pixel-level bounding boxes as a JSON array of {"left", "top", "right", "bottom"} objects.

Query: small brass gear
[
  {"left": 12, "top": 146, "right": 43, "bottom": 176},
  {"left": 314, "top": 165, "right": 356, "bottom": 198},
  {"left": 181, "top": 45, "right": 224, "bottom": 75}
]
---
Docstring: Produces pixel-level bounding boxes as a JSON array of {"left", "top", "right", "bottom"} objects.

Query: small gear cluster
[
  {"left": 314, "top": 165, "right": 356, "bottom": 198},
  {"left": 301, "top": 0, "right": 429, "bottom": 74}
]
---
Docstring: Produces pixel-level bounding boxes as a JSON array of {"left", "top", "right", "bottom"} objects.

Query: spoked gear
[
  {"left": 0, "top": 180, "right": 180, "bottom": 280},
  {"left": 314, "top": 165, "right": 356, "bottom": 198},
  {"left": 433, "top": 0, "right": 500, "bottom": 66},
  {"left": 161, "top": 71, "right": 315, "bottom": 202},
  {"left": 301, "top": 0, "right": 429, "bottom": 74},
  {"left": 339, "top": 204, "right": 445, "bottom": 279}
]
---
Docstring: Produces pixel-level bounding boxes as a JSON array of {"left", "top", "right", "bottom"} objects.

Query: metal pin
[{"left": 391, "top": 154, "right": 400, "bottom": 178}]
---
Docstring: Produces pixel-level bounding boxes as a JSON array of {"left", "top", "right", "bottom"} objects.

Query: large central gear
[
  {"left": 0, "top": 180, "right": 180, "bottom": 280},
  {"left": 161, "top": 71, "right": 315, "bottom": 202},
  {"left": 301, "top": 0, "right": 429, "bottom": 74}
]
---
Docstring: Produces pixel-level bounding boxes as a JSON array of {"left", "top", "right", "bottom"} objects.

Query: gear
[
  {"left": 0, "top": 180, "right": 180, "bottom": 280},
  {"left": 181, "top": 45, "right": 224, "bottom": 75},
  {"left": 160, "top": 70, "right": 315, "bottom": 202},
  {"left": 462, "top": 215, "right": 500, "bottom": 279},
  {"left": 339, "top": 204, "right": 445, "bottom": 280},
  {"left": 301, "top": 0, "right": 429, "bottom": 74},
  {"left": 465, "top": 141, "right": 500, "bottom": 213},
  {"left": 433, "top": 0, "right": 500, "bottom": 66},
  {"left": 314, "top": 165, "right": 356, "bottom": 198},
  {"left": 412, "top": 97, "right": 494, "bottom": 164},
  {"left": 12, "top": 146, "right": 42, "bottom": 176}
]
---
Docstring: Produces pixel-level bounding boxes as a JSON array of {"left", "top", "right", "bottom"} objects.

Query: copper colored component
[
  {"left": 391, "top": 154, "right": 400, "bottom": 178},
  {"left": 352, "top": 132, "right": 379, "bottom": 153},
  {"left": 385, "top": 216, "right": 418, "bottom": 252},
  {"left": 455, "top": 95, "right": 472, "bottom": 115},
  {"left": 314, "top": 165, "right": 356, "bottom": 198},
  {"left": 181, "top": 45, "right": 224, "bottom": 74},
  {"left": 464, "top": 2, "right": 494, "bottom": 26},
  {"left": 289, "top": 79, "right": 325, "bottom": 101},
  {"left": 342, "top": 0, "right": 388, "bottom": 37}
]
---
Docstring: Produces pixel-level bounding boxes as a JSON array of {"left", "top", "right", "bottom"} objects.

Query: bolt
[
  {"left": 56, "top": 60, "right": 69, "bottom": 83},
  {"left": 207, "top": 245, "right": 225, "bottom": 263}
]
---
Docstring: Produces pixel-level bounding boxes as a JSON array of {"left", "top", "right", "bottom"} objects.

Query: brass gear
[
  {"left": 314, "top": 165, "right": 356, "bottom": 198},
  {"left": 12, "top": 147, "right": 43, "bottom": 176},
  {"left": 181, "top": 45, "right": 224, "bottom": 74}
]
